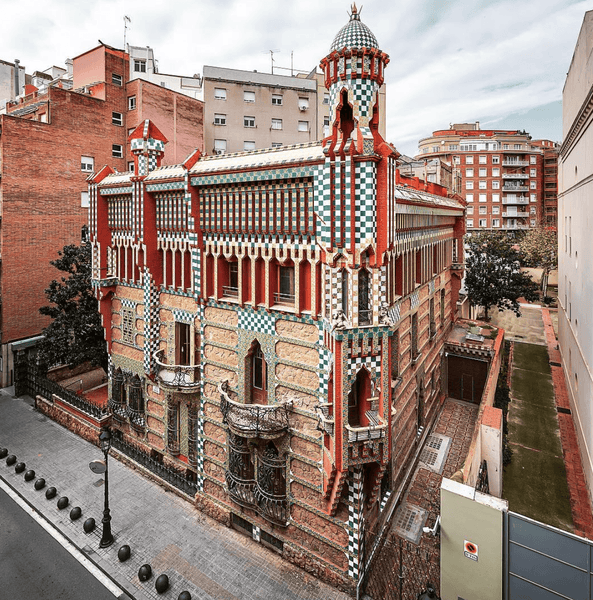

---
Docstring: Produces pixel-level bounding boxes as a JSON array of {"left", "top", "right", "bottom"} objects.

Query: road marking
[{"left": 0, "top": 477, "right": 128, "bottom": 599}]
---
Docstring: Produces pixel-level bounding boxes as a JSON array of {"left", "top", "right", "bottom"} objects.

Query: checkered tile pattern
[
  {"left": 318, "top": 346, "right": 333, "bottom": 397},
  {"left": 330, "top": 14, "right": 379, "bottom": 52},
  {"left": 142, "top": 269, "right": 160, "bottom": 375},
  {"left": 194, "top": 413, "right": 206, "bottom": 492},
  {"left": 351, "top": 79, "right": 378, "bottom": 119},
  {"left": 237, "top": 307, "right": 276, "bottom": 334},
  {"left": 347, "top": 467, "right": 364, "bottom": 580},
  {"left": 388, "top": 303, "right": 401, "bottom": 325},
  {"left": 100, "top": 186, "right": 134, "bottom": 196},
  {"left": 191, "top": 165, "right": 316, "bottom": 188},
  {"left": 429, "top": 279, "right": 435, "bottom": 295},
  {"left": 344, "top": 156, "right": 352, "bottom": 246},
  {"left": 411, "top": 290, "right": 420, "bottom": 310},
  {"left": 172, "top": 310, "right": 193, "bottom": 324},
  {"left": 347, "top": 355, "right": 381, "bottom": 390},
  {"left": 354, "top": 162, "right": 376, "bottom": 245},
  {"left": 121, "top": 298, "right": 137, "bottom": 309},
  {"left": 317, "top": 160, "right": 333, "bottom": 246}
]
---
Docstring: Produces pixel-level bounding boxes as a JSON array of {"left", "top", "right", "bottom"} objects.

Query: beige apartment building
[{"left": 203, "top": 65, "right": 385, "bottom": 154}]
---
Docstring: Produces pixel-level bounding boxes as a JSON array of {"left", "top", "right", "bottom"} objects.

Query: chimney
[{"left": 14, "top": 59, "right": 20, "bottom": 98}]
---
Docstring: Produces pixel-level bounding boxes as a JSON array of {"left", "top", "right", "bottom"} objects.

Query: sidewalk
[{"left": 0, "top": 389, "right": 350, "bottom": 600}]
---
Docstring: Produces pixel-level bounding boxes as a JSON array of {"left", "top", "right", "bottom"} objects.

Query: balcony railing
[
  {"left": 154, "top": 349, "right": 200, "bottom": 392},
  {"left": 315, "top": 402, "right": 334, "bottom": 436},
  {"left": 502, "top": 185, "right": 528, "bottom": 192},
  {"left": 346, "top": 411, "right": 387, "bottom": 442},
  {"left": 222, "top": 285, "right": 239, "bottom": 299},
  {"left": 502, "top": 224, "right": 530, "bottom": 230},
  {"left": 254, "top": 450, "right": 288, "bottom": 527},
  {"left": 359, "top": 309, "right": 372, "bottom": 326},
  {"left": 502, "top": 146, "right": 529, "bottom": 153},
  {"left": 273, "top": 291, "right": 295, "bottom": 306},
  {"left": 502, "top": 160, "right": 529, "bottom": 167},
  {"left": 502, "top": 211, "right": 528, "bottom": 218},
  {"left": 219, "top": 381, "right": 291, "bottom": 438},
  {"left": 226, "top": 469, "right": 256, "bottom": 508},
  {"left": 503, "top": 196, "right": 529, "bottom": 205},
  {"left": 502, "top": 173, "right": 529, "bottom": 179}
]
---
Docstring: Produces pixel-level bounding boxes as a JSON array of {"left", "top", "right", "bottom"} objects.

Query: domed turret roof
[{"left": 330, "top": 4, "right": 378, "bottom": 52}]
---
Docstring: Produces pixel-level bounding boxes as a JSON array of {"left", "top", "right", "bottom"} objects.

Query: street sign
[
  {"left": 464, "top": 540, "right": 478, "bottom": 562},
  {"left": 89, "top": 459, "right": 106, "bottom": 474}
]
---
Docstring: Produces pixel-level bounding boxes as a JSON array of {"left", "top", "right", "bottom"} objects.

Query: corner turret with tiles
[{"left": 89, "top": 6, "right": 465, "bottom": 591}]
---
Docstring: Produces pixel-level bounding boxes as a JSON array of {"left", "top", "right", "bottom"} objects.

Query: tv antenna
[
  {"left": 123, "top": 15, "right": 131, "bottom": 50},
  {"left": 267, "top": 49, "right": 280, "bottom": 74}
]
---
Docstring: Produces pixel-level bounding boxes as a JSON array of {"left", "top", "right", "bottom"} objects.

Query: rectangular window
[
  {"left": 323, "top": 93, "right": 330, "bottom": 105},
  {"left": 530, "top": 206, "right": 536, "bottom": 215},
  {"left": 449, "top": 144, "right": 458, "bottom": 150},
  {"left": 465, "top": 168, "right": 474, "bottom": 177},
  {"left": 214, "top": 139, "right": 227, "bottom": 154},
  {"left": 492, "top": 206, "right": 500, "bottom": 214},
  {"left": 244, "top": 140, "right": 255, "bottom": 151},
  {"left": 479, "top": 219, "right": 487, "bottom": 227},
  {"left": 112, "top": 144, "right": 123, "bottom": 158},
  {"left": 214, "top": 113, "right": 226, "bottom": 125},
  {"left": 112, "top": 73, "right": 122, "bottom": 86},
  {"left": 411, "top": 313, "right": 419, "bottom": 359},
  {"left": 466, "top": 206, "right": 474, "bottom": 215},
  {"left": 271, "top": 142, "right": 282, "bottom": 148},
  {"left": 323, "top": 115, "right": 330, "bottom": 127},
  {"left": 276, "top": 266, "right": 295, "bottom": 305},
  {"left": 214, "top": 87, "right": 227, "bottom": 100},
  {"left": 479, "top": 206, "right": 487, "bottom": 215},
  {"left": 244, "top": 115, "right": 255, "bottom": 128},
  {"left": 298, "top": 97, "right": 309, "bottom": 110},
  {"left": 530, "top": 219, "right": 536, "bottom": 227},
  {"left": 479, "top": 168, "right": 487, "bottom": 177},
  {"left": 466, "top": 194, "right": 474, "bottom": 203},
  {"left": 492, "top": 167, "right": 500, "bottom": 176},
  {"left": 466, "top": 155, "right": 474, "bottom": 164},
  {"left": 134, "top": 59, "right": 146, "bottom": 73},
  {"left": 530, "top": 155, "right": 537, "bottom": 164},
  {"left": 244, "top": 90, "right": 255, "bottom": 103},
  {"left": 467, "top": 219, "right": 474, "bottom": 227},
  {"left": 272, "top": 94, "right": 283, "bottom": 105},
  {"left": 492, "top": 194, "right": 500, "bottom": 202},
  {"left": 80, "top": 192, "right": 90, "bottom": 208},
  {"left": 493, "top": 219, "right": 500, "bottom": 227},
  {"left": 479, "top": 194, "right": 487, "bottom": 202},
  {"left": 128, "top": 161, "right": 134, "bottom": 171},
  {"left": 453, "top": 156, "right": 460, "bottom": 164},
  {"left": 492, "top": 155, "right": 500, "bottom": 164},
  {"left": 271, "top": 118, "right": 282, "bottom": 130},
  {"left": 112, "top": 112, "right": 123, "bottom": 126},
  {"left": 479, "top": 155, "right": 487, "bottom": 164},
  {"left": 81, "top": 156, "right": 94, "bottom": 172},
  {"left": 479, "top": 180, "right": 487, "bottom": 189},
  {"left": 298, "top": 120, "right": 309, "bottom": 132},
  {"left": 503, "top": 144, "right": 509, "bottom": 150},
  {"left": 121, "top": 308, "right": 135, "bottom": 344},
  {"left": 530, "top": 194, "right": 537, "bottom": 202},
  {"left": 530, "top": 181, "right": 537, "bottom": 189},
  {"left": 492, "top": 180, "right": 500, "bottom": 189},
  {"left": 128, "top": 96, "right": 136, "bottom": 110},
  {"left": 530, "top": 168, "right": 537, "bottom": 177},
  {"left": 175, "top": 322, "right": 191, "bottom": 366},
  {"left": 514, "top": 144, "right": 522, "bottom": 149},
  {"left": 466, "top": 181, "right": 474, "bottom": 190}
]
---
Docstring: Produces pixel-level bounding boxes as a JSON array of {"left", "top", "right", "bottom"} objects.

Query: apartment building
[
  {"left": 397, "top": 156, "right": 462, "bottom": 195},
  {"left": 0, "top": 42, "right": 203, "bottom": 386},
  {"left": 417, "top": 124, "right": 558, "bottom": 233},
  {"left": 558, "top": 10, "right": 593, "bottom": 503},
  {"left": 203, "top": 65, "right": 386, "bottom": 154},
  {"left": 89, "top": 8, "right": 465, "bottom": 590}
]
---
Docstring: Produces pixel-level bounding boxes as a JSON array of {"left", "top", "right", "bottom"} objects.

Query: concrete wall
[{"left": 441, "top": 478, "right": 507, "bottom": 600}]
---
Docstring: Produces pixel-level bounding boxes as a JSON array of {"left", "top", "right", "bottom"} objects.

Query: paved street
[
  {"left": 0, "top": 389, "right": 350, "bottom": 600},
  {"left": 0, "top": 485, "right": 119, "bottom": 600}
]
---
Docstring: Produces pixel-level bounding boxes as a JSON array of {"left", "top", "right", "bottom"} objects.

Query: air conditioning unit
[
  {"left": 299, "top": 105, "right": 308, "bottom": 112},
  {"left": 215, "top": 149, "right": 225, "bottom": 155}
]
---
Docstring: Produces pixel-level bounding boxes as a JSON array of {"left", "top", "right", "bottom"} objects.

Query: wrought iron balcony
[
  {"left": 219, "top": 381, "right": 291, "bottom": 439},
  {"left": 127, "top": 405, "right": 146, "bottom": 432},
  {"left": 226, "top": 469, "right": 256, "bottom": 508},
  {"left": 254, "top": 449, "right": 288, "bottom": 527},
  {"left": 154, "top": 349, "right": 200, "bottom": 392},
  {"left": 273, "top": 291, "right": 295, "bottom": 306},
  {"left": 346, "top": 411, "right": 387, "bottom": 443},
  {"left": 222, "top": 285, "right": 239, "bottom": 299},
  {"left": 108, "top": 397, "right": 127, "bottom": 425}
]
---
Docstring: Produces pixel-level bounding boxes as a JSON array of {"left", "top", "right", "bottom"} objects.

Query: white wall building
[{"left": 559, "top": 10, "right": 593, "bottom": 502}]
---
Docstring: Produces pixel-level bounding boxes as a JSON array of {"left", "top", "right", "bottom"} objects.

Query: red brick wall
[{"left": 0, "top": 87, "right": 127, "bottom": 345}]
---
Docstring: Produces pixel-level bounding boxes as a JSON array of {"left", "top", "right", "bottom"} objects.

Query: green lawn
[{"left": 503, "top": 342, "right": 574, "bottom": 532}]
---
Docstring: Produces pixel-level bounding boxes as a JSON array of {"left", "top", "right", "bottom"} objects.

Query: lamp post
[{"left": 99, "top": 427, "right": 114, "bottom": 548}]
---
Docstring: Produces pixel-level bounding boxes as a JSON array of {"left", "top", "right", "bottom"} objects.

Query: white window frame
[
  {"left": 112, "top": 73, "right": 122, "bottom": 86},
  {"left": 244, "top": 90, "right": 255, "bottom": 103},
  {"left": 492, "top": 167, "right": 500, "bottom": 176},
  {"left": 530, "top": 194, "right": 537, "bottom": 203},
  {"left": 530, "top": 169, "right": 537, "bottom": 177},
  {"left": 492, "top": 205, "right": 500, "bottom": 214},
  {"left": 479, "top": 219, "right": 487, "bottom": 228},
  {"left": 81, "top": 156, "right": 94, "bottom": 172},
  {"left": 479, "top": 206, "right": 487, "bottom": 215},
  {"left": 298, "top": 120, "right": 309, "bottom": 132},
  {"left": 465, "top": 168, "right": 474, "bottom": 177},
  {"left": 214, "top": 139, "right": 227, "bottom": 154},
  {"left": 492, "top": 219, "right": 500, "bottom": 228},
  {"left": 479, "top": 180, "right": 487, "bottom": 189},
  {"left": 492, "top": 155, "right": 500, "bottom": 164},
  {"left": 465, "top": 181, "right": 474, "bottom": 190},
  {"left": 298, "top": 97, "right": 309, "bottom": 110},
  {"left": 243, "top": 141, "right": 256, "bottom": 151},
  {"left": 112, "top": 144, "right": 123, "bottom": 158},
  {"left": 530, "top": 181, "right": 537, "bottom": 189},
  {"left": 128, "top": 96, "right": 136, "bottom": 110},
  {"left": 466, "top": 194, "right": 474, "bottom": 203},
  {"left": 81, "top": 191, "right": 90, "bottom": 208},
  {"left": 479, "top": 194, "right": 487, "bottom": 203},
  {"left": 271, "top": 118, "right": 282, "bottom": 130},
  {"left": 214, "top": 113, "right": 226, "bottom": 126},
  {"left": 244, "top": 115, "right": 255, "bottom": 128},
  {"left": 271, "top": 142, "right": 282, "bottom": 148},
  {"left": 112, "top": 112, "right": 123, "bottom": 126},
  {"left": 492, "top": 194, "right": 500, "bottom": 202},
  {"left": 134, "top": 59, "right": 146, "bottom": 73},
  {"left": 466, "top": 155, "right": 474, "bottom": 164},
  {"left": 530, "top": 155, "right": 537, "bottom": 164},
  {"left": 467, "top": 219, "right": 474, "bottom": 228},
  {"left": 479, "top": 168, "right": 487, "bottom": 177},
  {"left": 466, "top": 206, "right": 474, "bottom": 215},
  {"left": 492, "top": 180, "right": 500, "bottom": 189},
  {"left": 479, "top": 155, "right": 487, "bottom": 164},
  {"left": 214, "top": 88, "right": 227, "bottom": 100},
  {"left": 272, "top": 94, "right": 283, "bottom": 105}
]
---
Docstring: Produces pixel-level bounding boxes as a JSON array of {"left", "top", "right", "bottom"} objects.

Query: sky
[{"left": 1, "top": 0, "right": 588, "bottom": 156}]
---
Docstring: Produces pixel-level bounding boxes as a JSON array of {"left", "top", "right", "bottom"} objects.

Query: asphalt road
[{"left": 0, "top": 485, "right": 120, "bottom": 600}]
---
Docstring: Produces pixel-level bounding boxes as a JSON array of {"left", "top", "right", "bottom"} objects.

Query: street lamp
[{"left": 99, "top": 427, "right": 114, "bottom": 548}]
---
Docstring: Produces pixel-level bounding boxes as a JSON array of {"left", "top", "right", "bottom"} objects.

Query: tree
[
  {"left": 519, "top": 226, "right": 558, "bottom": 296},
  {"left": 37, "top": 244, "right": 108, "bottom": 372},
  {"left": 464, "top": 231, "right": 538, "bottom": 320}
]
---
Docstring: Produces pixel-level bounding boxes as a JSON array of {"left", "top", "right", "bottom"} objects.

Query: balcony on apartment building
[
  {"left": 502, "top": 173, "right": 529, "bottom": 179},
  {"left": 502, "top": 146, "right": 530, "bottom": 153},
  {"left": 503, "top": 196, "right": 529, "bottom": 205},
  {"left": 502, "top": 223, "right": 530, "bottom": 230},
  {"left": 502, "top": 184, "right": 529, "bottom": 192},
  {"left": 502, "top": 159, "right": 529, "bottom": 167},
  {"left": 219, "top": 382, "right": 291, "bottom": 439},
  {"left": 502, "top": 211, "right": 529, "bottom": 218},
  {"left": 154, "top": 349, "right": 200, "bottom": 392}
]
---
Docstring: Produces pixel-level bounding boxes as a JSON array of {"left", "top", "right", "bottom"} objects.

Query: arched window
[{"left": 348, "top": 368, "right": 372, "bottom": 427}]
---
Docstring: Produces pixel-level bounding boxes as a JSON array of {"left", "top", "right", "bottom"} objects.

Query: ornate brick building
[{"left": 90, "top": 7, "right": 465, "bottom": 590}]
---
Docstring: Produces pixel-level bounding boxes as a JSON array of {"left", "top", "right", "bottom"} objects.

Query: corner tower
[{"left": 320, "top": 4, "right": 389, "bottom": 154}]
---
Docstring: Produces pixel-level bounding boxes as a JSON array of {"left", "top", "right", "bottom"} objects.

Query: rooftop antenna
[
  {"left": 269, "top": 49, "right": 280, "bottom": 74},
  {"left": 123, "top": 15, "right": 131, "bottom": 51}
]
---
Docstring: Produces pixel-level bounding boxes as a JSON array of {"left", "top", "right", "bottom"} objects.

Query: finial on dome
[{"left": 349, "top": 3, "right": 361, "bottom": 20}]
